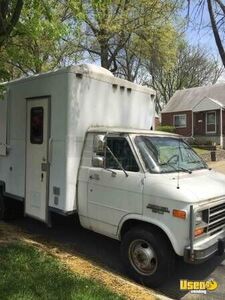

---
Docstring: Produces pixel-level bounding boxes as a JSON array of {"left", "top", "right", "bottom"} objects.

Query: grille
[{"left": 208, "top": 202, "right": 225, "bottom": 234}]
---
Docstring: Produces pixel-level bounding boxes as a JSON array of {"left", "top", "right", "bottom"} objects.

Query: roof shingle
[{"left": 162, "top": 83, "right": 225, "bottom": 113}]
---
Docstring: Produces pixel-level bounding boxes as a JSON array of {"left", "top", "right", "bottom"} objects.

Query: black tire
[{"left": 121, "top": 226, "right": 175, "bottom": 287}]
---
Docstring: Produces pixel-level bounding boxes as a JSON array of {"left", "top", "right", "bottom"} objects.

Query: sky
[
  {"left": 183, "top": 1, "right": 225, "bottom": 82},
  {"left": 184, "top": 3, "right": 219, "bottom": 57}
]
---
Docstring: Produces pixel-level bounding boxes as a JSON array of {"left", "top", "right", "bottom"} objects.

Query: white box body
[{"left": 0, "top": 64, "right": 155, "bottom": 214}]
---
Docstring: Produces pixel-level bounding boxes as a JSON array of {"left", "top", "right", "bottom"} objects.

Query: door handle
[
  {"left": 41, "top": 173, "right": 44, "bottom": 182},
  {"left": 89, "top": 174, "right": 100, "bottom": 180}
]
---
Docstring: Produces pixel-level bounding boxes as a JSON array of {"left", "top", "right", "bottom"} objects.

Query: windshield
[{"left": 134, "top": 135, "right": 208, "bottom": 174}]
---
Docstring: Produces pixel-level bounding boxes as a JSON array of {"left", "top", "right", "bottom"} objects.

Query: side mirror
[
  {"left": 92, "top": 156, "right": 104, "bottom": 168},
  {"left": 93, "top": 135, "right": 106, "bottom": 154}
]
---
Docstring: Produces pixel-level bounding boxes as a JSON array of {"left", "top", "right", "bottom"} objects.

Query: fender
[{"left": 117, "top": 213, "right": 184, "bottom": 256}]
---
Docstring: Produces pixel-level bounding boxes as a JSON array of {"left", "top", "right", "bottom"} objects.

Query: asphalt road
[{"left": 4, "top": 160, "right": 225, "bottom": 300}]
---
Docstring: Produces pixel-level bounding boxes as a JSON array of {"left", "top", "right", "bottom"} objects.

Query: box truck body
[{"left": 0, "top": 64, "right": 155, "bottom": 222}]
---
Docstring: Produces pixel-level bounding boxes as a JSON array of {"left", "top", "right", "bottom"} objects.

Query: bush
[{"left": 156, "top": 125, "right": 176, "bottom": 133}]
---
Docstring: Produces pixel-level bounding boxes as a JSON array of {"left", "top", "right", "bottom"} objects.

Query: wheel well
[{"left": 120, "top": 219, "right": 174, "bottom": 252}]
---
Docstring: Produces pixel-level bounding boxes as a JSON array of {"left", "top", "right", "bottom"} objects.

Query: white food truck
[{"left": 0, "top": 64, "right": 225, "bottom": 287}]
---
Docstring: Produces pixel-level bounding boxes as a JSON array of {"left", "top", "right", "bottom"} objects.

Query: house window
[
  {"left": 173, "top": 114, "right": 187, "bottom": 128},
  {"left": 206, "top": 111, "right": 216, "bottom": 134}
]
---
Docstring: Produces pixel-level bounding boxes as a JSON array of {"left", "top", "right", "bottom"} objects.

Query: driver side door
[{"left": 87, "top": 136, "right": 144, "bottom": 237}]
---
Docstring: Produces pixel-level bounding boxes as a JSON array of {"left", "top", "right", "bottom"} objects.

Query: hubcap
[{"left": 129, "top": 239, "right": 158, "bottom": 275}]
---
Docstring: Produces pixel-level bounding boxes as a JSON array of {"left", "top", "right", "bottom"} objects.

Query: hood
[{"left": 145, "top": 169, "right": 225, "bottom": 203}]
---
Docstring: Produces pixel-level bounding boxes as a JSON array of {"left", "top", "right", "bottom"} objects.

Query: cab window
[{"left": 106, "top": 137, "right": 139, "bottom": 172}]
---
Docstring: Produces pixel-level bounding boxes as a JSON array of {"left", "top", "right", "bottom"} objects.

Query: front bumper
[{"left": 184, "top": 231, "right": 225, "bottom": 264}]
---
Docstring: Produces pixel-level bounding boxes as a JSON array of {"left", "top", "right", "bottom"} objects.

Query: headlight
[
  {"left": 194, "top": 210, "right": 208, "bottom": 237},
  {"left": 195, "top": 211, "right": 203, "bottom": 225}
]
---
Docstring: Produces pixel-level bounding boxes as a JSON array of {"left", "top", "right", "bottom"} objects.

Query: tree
[
  {"left": 114, "top": 22, "right": 180, "bottom": 83},
  {"left": 146, "top": 42, "right": 223, "bottom": 111},
  {"left": 187, "top": 0, "right": 225, "bottom": 68},
  {"left": 0, "top": 0, "right": 23, "bottom": 47},
  {"left": 69, "top": 0, "right": 181, "bottom": 71},
  {"left": 207, "top": 0, "right": 225, "bottom": 67},
  {"left": 0, "top": 0, "right": 80, "bottom": 80}
]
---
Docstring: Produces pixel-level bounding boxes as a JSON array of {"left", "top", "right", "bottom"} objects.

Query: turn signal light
[
  {"left": 194, "top": 227, "right": 204, "bottom": 237},
  {"left": 172, "top": 209, "right": 186, "bottom": 219}
]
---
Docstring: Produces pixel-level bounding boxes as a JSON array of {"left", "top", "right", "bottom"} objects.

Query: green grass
[
  {"left": 0, "top": 243, "right": 124, "bottom": 300},
  {"left": 193, "top": 147, "right": 210, "bottom": 155},
  {"left": 158, "top": 146, "right": 178, "bottom": 163}
]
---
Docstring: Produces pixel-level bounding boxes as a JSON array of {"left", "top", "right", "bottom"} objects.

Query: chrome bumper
[{"left": 184, "top": 231, "right": 225, "bottom": 264}]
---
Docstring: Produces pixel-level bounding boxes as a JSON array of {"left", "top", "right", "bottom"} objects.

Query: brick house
[{"left": 161, "top": 84, "right": 225, "bottom": 148}]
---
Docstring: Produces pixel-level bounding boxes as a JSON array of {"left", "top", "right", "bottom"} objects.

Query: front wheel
[{"left": 121, "top": 226, "right": 175, "bottom": 287}]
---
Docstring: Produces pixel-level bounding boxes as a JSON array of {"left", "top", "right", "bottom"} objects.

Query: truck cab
[{"left": 78, "top": 127, "right": 225, "bottom": 286}]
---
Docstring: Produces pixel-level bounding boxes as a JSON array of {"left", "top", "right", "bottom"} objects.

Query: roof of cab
[{"left": 88, "top": 126, "right": 179, "bottom": 137}]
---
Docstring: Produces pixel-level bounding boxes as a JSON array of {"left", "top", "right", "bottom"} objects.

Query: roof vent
[{"left": 76, "top": 73, "right": 83, "bottom": 79}]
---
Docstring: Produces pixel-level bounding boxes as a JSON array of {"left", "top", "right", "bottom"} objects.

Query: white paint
[
  {"left": 78, "top": 130, "right": 225, "bottom": 257},
  {"left": 25, "top": 98, "right": 49, "bottom": 222},
  {"left": 0, "top": 64, "right": 155, "bottom": 216},
  {"left": 192, "top": 97, "right": 223, "bottom": 112},
  {"left": 0, "top": 92, "right": 8, "bottom": 155},
  {"left": 221, "top": 108, "right": 224, "bottom": 148},
  {"left": 87, "top": 168, "right": 144, "bottom": 236}
]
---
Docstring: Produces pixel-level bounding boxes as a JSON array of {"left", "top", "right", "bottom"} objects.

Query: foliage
[
  {"left": 68, "top": 0, "right": 182, "bottom": 71},
  {"left": 147, "top": 41, "right": 223, "bottom": 110},
  {"left": 0, "top": 84, "right": 7, "bottom": 100},
  {"left": 156, "top": 125, "right": 176, "bottom": 133},
  {"left": 0, "top": 242, "right": 124, "bottom": 300},
  {"left": 114, "top": 23, "right": 180, "bottom": 82},
  {"left": 0, "top": 0, "right": 81, "bottom": 80},
  {"left": 0, "top": 0, "right": 23, "bottom": 47}
]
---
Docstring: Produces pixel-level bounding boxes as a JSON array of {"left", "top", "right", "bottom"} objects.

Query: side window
[
  {"left": 106, "top": 137, "right": 139, "bottom": 172},
  {"left": 30, "top": 107, "right": 44, "bottom": 144}
]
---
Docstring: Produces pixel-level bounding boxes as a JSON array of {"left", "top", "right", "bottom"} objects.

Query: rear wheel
[{"left": 121, "top": 226, "right": 175, "bottom": 287}]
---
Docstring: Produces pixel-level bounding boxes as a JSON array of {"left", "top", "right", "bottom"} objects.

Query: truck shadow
[{"left": 7, "top": 216, "right": 225, "bottom": 300}]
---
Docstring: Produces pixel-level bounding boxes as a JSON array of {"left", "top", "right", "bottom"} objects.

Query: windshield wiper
[
  {"left": 160, "top": 163, "right": 192, "bottom": 174},
  {"left": 188, "top": 160, "right": 202, "bottom": 164}
]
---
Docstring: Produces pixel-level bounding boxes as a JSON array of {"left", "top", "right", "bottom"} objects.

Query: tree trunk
[
  {"left": 207, "top": 0, "right": 225, "bottom": 68},
  {"left": 100, "top": 42, "right": 110, "bottom": 69},
  {"left": 0, "top": 0, "right": 23, "bottom": 47}
]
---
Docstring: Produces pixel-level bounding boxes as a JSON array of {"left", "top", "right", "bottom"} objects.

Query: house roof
[{"left": 162, "top": 83, "right": 225, "bottom": 113}]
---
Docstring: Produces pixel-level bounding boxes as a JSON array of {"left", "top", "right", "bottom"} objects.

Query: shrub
[{"left": 156, "top": 125, "right": 176, "bottom": 133}]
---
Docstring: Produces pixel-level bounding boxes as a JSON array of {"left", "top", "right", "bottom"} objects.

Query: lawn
[
  {"left": 192, "top": 147, "right": 210, "bottom": 155},
  {"left": 0, "top": 242, "right": 124, "bottom": 300}
]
